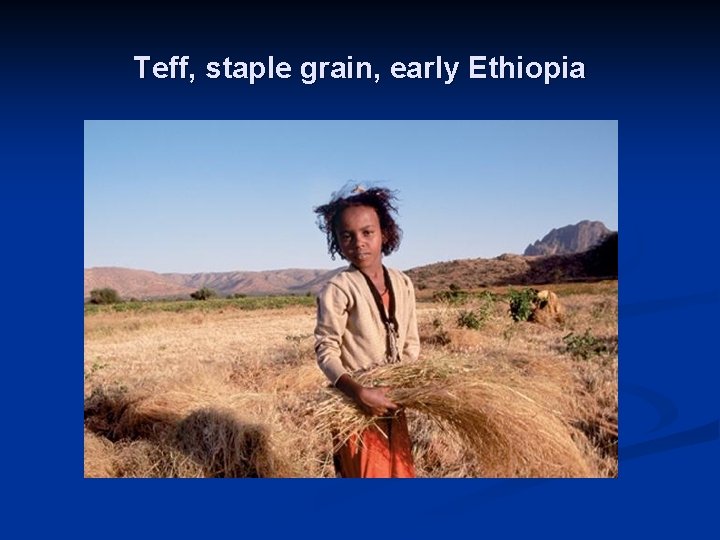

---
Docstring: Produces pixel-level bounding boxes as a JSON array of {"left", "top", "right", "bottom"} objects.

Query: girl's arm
[
  {"left": 316, "top": 279, "right": 399, "bottom": 416},
  {"left": 315, "top": 283, "right": 352, "bottom": 384}
]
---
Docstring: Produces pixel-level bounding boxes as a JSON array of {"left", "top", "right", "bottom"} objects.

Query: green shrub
[
  {"left": 563, "top": 329, "right": 616, "bottom": 360},
  {"left": 433, "top": 285, "right": 469, "bottom": 305},
  {"left": 476, "top": 291, "right": 496, "bottom": 318},
  {"left": 190, "top": 287, "right": 217, "bottom": 300},
  {"left": 508, "top": 288, "right": 538, "bottom": 322},
  {"left": 457, "top": 310, "right": 483, "bottom": 330},
  {"left": 89, "top": 287, "right": 121, "bottom": 305}
]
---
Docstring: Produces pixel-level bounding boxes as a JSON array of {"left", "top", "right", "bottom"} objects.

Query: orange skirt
[{"left": 333, "top": 411, "right": 415, "bottom": 478}]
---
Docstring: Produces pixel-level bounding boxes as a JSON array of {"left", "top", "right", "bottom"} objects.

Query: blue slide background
[{"left": 2, "top": 5, "right": 717, "bottom": 539}]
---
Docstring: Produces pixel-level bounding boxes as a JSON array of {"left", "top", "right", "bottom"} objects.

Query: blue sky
[{"left": 84, "top": 120, "right": 617, "bottom": 273}]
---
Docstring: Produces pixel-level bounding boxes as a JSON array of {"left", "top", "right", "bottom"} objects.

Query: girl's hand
[
  {"left": 336, "top": 374, "right": 399, "bottom": 417},
  {"left": 356, "top": 386, "right": 399, "bottom": 417}
]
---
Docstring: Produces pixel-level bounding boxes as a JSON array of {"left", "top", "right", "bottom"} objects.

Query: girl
[{"left": 314, "top": 184, "right": 420, "bottom": 478}]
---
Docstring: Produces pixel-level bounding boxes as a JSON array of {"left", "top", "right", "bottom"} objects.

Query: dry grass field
[{"left": 84, "top": 282, "right": 618, "bottom": 478}]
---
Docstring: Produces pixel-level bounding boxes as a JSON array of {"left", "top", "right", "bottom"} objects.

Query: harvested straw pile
[
  {"left": 530, "top": 290, "right": 564, "bottom": 325},
  {"left": 84, "top": 429, "right": 116, "bottom": 477},
  {"left": 84, "top": 384, "right": 300, "bottom": 478},
  {"left": 312, "top": 356, "right": 596, "bottom": 477},
  {"left": 85, "top": 353, "right": 605, "bottom": 477}
]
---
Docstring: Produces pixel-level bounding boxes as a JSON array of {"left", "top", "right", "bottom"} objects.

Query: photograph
[{"left": 84, "top": 120, "right": 618, "bottom": 478}]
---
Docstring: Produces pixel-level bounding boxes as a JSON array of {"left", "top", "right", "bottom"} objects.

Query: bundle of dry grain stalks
[{"left": 312, "top": 355, "right": 597, "bottom": 477}]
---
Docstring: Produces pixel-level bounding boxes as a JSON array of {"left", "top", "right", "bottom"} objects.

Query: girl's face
[{"left": 336, "top": 205, "right": 384, "bottom": 272}]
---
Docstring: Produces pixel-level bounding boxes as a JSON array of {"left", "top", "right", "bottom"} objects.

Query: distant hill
[
  {"left": 85, "top": 227, "right": 618, "bottom": 300},
  {"left": 84, "top": 267, "right": 341, "bottom": 300},
  {"left": 161, "top": 268, "right": 340, "bottom": 296},
  {"left": 84, "top": 268, "right": 195, "bottom": 300},
  {"left": 406, "top": 232, "right": 618, "bottom": 291},
  {"left": 524, "top": 220, "right": 612, "bottom": 256}
]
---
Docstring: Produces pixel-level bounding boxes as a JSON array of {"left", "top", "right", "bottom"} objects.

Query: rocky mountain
[{"left": 524, "top": 220, "right": 612, "bottom": 256}]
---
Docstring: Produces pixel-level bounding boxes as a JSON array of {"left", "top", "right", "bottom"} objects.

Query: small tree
[
  {"left": 89, "top": 287, "right": 121, "bottom": 305},
  {"left": 191, "top": 287, "right": 217, "bottom": 300}
]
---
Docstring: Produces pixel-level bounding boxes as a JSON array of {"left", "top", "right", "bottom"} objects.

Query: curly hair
[{"left": 314, "top": 186, "right": 403, "bottom": 260}]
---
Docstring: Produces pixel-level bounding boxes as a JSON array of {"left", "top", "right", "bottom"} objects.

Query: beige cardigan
[{"left": 314, "top": 265, "right": 420, "bottom": 385}]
